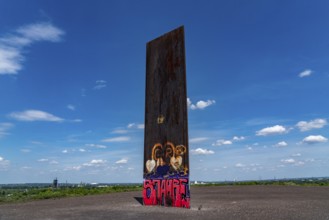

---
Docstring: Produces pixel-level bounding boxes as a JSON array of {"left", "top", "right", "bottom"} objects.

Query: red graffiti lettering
[{"left": 143, "top": 178, "right": 190, "bottom": 208}]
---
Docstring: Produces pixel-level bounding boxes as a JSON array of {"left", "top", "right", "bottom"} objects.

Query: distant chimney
[{"left": 53, "top": 178, "right": 58, "bottom": 188}]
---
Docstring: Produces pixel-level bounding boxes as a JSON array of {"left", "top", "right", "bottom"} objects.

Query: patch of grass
[
  {"left": 0, "top": 185, "right": 142, "bottom": 204},
  {"left": 192, "top": 179, "right": 329, "bottom": 187}
]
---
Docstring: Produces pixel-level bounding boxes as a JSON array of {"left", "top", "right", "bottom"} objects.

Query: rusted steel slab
[{"left": 143, "top": 26, "right": 190, "bottom": 208}]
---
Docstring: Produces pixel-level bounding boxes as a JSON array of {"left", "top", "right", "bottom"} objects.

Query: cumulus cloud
[
  {"left": 302, "top": 135, "right": 328, "bottom": 144},
  {"left": 296, "top": 119, "right": 327, "bottom": 132},
  {"left": 0, "top": 22, "right": 64, "bottom": 75},
  {"left": 93, "top": 80, "right": 107, "bottom": 90},
  {"left": 189, "top": 137, "right": 208, "bottom": 143},
  {"left": 298, "top": 69, "right": 313, "bottom": 78},
  {"left": 0, "top": 122, "right": 14, "bottom": 138},
  {"left": 187, "top": 98, "right": 215, "bottom": 110},
  {"left": 256, "top": 125, "right": 287, "bottom": 136},
  {"left": 102, "top": 136, "right": 130, "bottom": 142},
  {"left": 190, "top": 148, "right": 214, "bottom": 155},
  {"left": 115, "top": 159, "right": 128, "bottom": 164},
  {"left": 281, "top": 158, "right": 295, "bottom": 164},
  {"left": 275, "top": 141, "right": 288, "bottom": 147},
  {"left": 281, "top": 158, "right": 305, "bottom": 166},
  {"left": 212, "top": 139, "right": 232, "bottom": 146},
  {"left": 9, "top": 110, "right": 64, "bottom": 122},
  {"left": 83, "top": 159, "right": 107, "bottom": 167},
  {"left": 233, "top": 136, "right": 245, "bottom": 141}
]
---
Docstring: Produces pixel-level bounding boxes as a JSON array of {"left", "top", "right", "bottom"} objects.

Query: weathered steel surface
[{"left": 143, "top": 26, "right": 189, "bottom": 208}]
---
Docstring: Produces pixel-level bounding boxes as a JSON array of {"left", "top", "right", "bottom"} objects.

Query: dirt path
[{"left": 1, "top": 186, "right": 329, "bottom": 220}]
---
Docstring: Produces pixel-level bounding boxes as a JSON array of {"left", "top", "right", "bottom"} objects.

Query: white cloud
[
  {"left": 302, "top": 135, "right": 328, "bottom": 144},
  {"left": 127, "top": 123, "right": 144, "bottom": 129},
  {"left": 235, "top": 163, "right": 246, "bottom": 168},
  {"left": 85, "top": 144, "right": 107, "bottom": 149},
  {"left": 37, "top": 158, "right": 49, "bottom": 162},
  {"left": 112, "top": 129, "right": 128, "bottom": 134},
  {"left": 67, "top": 165, "right": 82, "bottom": 171},
  {"left": 298, "top": 69, "right": 313, "bottom": 78},
  {"left": 49, "top": 160, "right": 59, "bottom": 164},
  {"left": 90, "top": 159, "right": 105, "bottom": 164},
  {"left": 16, "top": 22, "right": 64, "bottom": 42},
  {"left": 280, "top": 158, "right": 305, "bottom": 166},
  {"left": 189, "top": 137, "right": 208, "bottom": 143},
  {"left": 281, "top": 158, "right": 295, "bottom": 164},
  {"left": 137, "top": 124, "right": 145, "bottom": 129},
  {"left": 256, "top": 125, "right": 287, "bottom": 136},
  {"left": 67, "top": 105, "right": 75, "bottom": 111},
  {"left": 187, "top": 98, "right": 192, "bottom": 108},
  {"left": 79, "top": 148, "right": 86, "bottom": 152},
  {"left": 212, "top": 139, "right": 232, "bottom": 146},
  {"left": 295, "top": 161, "right": 305, "bottom": 166},
  {"left": 102, "top": 136, "right": 130, "bottom": 142},
  {"left": 93, "top": 80, "right": 107, "bottom": 90},
  {"left": 83, "top": 159, "right": 107, "bottom": 167},
  {"left": 291, "top": 153, "right": 301, "bottom": 157},
  {"left": 62, "top": 149, "right": 68, "bottom": 153},
  {"left": 127, "top": 123, "right": 135, "bottom": 128},
  {"left": 0, "top": 122, "right": 14, "bottom": 138},
  {"left": 71, "top": 119, "right": 82, "bottom": 123},
  {"left": 0, "top": 46, "right": 23, "bottom": 74},
  {"left": 0, "top": 156, "right": 10, "bottom": 170},
  {"left": 233, "top": 136, "right": 245, "bottom": 141},
  {"left": 191, "top": 148, "right": 214, "bottom": 155},
  {"left": 9, "top": 110, "right": 64, "bottom": 122},
  {"left": 296, "top": 119, "right": 327, "bottom": 132},
  {"left": 275, "top": 141, "right": 288, "bottom": 147},
  {"left": 0, "top": 22, "right": 64, "bottom": 75},
  {"left": 20, "top": 149, "right": 31, "bottom": 153},
  {"left": 115, "top": 159, "right": 128, "bottom": 164},
  {"left": 187, "top": 98, "right": 216, "bottom": 110}
]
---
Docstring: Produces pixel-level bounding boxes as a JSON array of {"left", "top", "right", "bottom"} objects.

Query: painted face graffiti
[{"left": 145, "top": 142, "right": 188, "bottom": 177}]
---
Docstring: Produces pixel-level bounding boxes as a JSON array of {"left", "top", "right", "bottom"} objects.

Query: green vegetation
[
  {"left": 192, "top": 178, "right": 329, "bottom": 187},
  {"left": 0, "top": 184, "right": 142, "bottom": 204},
  {"left": 1, "top": 177, "right": 328, "bottom": 204}
]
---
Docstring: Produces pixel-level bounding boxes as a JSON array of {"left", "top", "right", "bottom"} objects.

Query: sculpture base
[{"left": 143, "top": 177, "right": 190, "bottom": 208}]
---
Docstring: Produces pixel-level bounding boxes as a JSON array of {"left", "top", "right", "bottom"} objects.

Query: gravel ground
[{"left": 0, "top": 185, "right": 329, "bottom": 220}]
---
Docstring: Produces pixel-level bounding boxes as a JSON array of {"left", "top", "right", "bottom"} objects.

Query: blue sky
[{"left": 0, "top": 0, "right": 328, "bottom": 184}]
